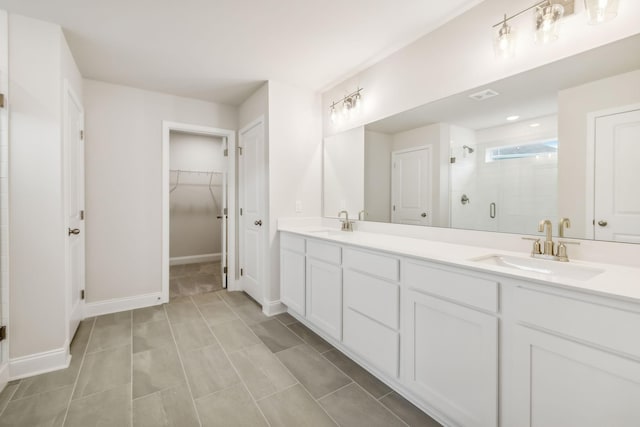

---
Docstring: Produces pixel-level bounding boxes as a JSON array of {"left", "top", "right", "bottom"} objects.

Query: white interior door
[
  {"left": 65, "top": 85, "right": 85, "bottom": 340},
  {"left": 594, "top": 108, "right": 640, "bottom": 243},
  {"left": 391, "top": 147, "right": 432, "bottom": 225},
  {"left": 239, "top": 121, "right": 264, "bottom": 303}
]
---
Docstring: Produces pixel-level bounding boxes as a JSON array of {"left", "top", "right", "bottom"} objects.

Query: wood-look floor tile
[
  {"left": 232, "top": 301, "right": 270, "bottom": 326},
  {"left": 229, "top": 343, "right": 297, "bottom": 400},
  {"left": 257, "top": 384, "right": 336, "bottom": 427},
  {"left": 0, "top": 381, "right": 20, "bottom": 414},
  {"left": 73, "top": 345, "right": 131, "bottom": 399},
  {"left": 250, "top": 319, "right": 303, "bottom": 353},
  {"left": 276, "top": 344, "right": 351, "bottom": 398},
  {"left": 86, "top": 313, "right": 131, "bottom": 354},
  {"left": 274, "top": 312, "right": 298, "bottom": 326},
  {"left": 220, "top": 291, "right": 254, "bottom": 307},
  {"left": 380, "top": 392, "right": 443, "bottom": 427},
  {"left": 165, "top": 300, "right": 202, "bottom": 324},
  {"left": 171, "top": 319, "right": 218, "bottom": 352},
  {"left": 195, "top": 383, "right": 267, "bottom": 427},
  {"left": 210, "top": 320, "right": 260, "bottom": 353},
  {"left": 65, "top": 383, "right": 131, "bottom": 427},
  {"left": 287, "top": 322, "right": 333, "bottom": 353},
  {"left": 323, "top": 349, "right": 391, "bottom": 399},
  {"left": 319, "top": 383, "right": 405, "bottom": 427},
  {"left": 132, "top": 346, "right": 185, "bottom": 399},
  {"left": 133, "top": 305, "right": 167, "bottom": 324},
  {"left": 191, "top": 291, "right": 222, "bottom": 307},
  {"left": 133, "top": 383, "right": 199, "bottom": 427},
  {"left": 181, "top": 345, "right": 240, "bottom": 398},
  {"left": 198, "top": 299, "right": 238, "bottom": 326}
]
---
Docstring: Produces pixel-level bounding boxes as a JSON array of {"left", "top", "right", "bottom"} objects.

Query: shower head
[{"left": 462, "top": 145, "right": 475, "bottom": 154}]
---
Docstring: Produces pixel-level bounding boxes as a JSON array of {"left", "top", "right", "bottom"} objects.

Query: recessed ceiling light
[
  {"left": 506, "top": 115, "right": 520, "bottom": 121},
  {"left": 529, "top": 122, "right": 540, "bottom": 128}
]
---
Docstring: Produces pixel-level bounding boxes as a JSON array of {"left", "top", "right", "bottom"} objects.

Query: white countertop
[{"left": 279, "top": 225, "right": 640, "bottom": 304}]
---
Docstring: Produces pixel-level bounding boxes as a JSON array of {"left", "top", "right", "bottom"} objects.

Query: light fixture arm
[{"left": 492, "top": 0, "right": 550, "bottom": 28}]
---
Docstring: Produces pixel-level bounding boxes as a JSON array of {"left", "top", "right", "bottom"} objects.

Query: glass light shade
[
  {"left": 342, "top": 97, "right": 352, "bottom": 118},
  {"left": 535, "top": 3, "right": 564, "bottom": 44},
  {"left": 352, "top": 92, "right": 362, "bottom": 112},
  {"left": 494, "top": 21, "right": 516, "bottom": 59},
  {"left": 584, "top": 0, "right": 619, "bottom": 24},
  {"left": 330, "top": 105, "right": 337, "bottom": 123}
]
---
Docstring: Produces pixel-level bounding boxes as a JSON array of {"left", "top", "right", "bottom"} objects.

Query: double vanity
[{"left": 278, "top": 224, "right": 640, "bottom": 427}]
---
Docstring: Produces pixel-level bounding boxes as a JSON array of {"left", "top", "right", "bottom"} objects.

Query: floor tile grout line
[
  {"left": 377, "top": 395, "right": 412, "bottom": 427},
  {"left": 315, "top": 380, "right": 355, "bottom": 401},
  {"left": 163, "top": 301, "right": 204, "bottom": 427},
  {"left": 59, "top": 316, "right": 97, "bottom": 427},
  {"left": 192, "top": 292, "right": 274, "bottom": 427},
  {"left": 0, "top": 379, "right": 20, "bottom": 416},
  {"left": 251, "top": 381, "right": 300, "bottom": 403},
  {"left": 378, "top": 390, "right": 395, "bottom": 401}
]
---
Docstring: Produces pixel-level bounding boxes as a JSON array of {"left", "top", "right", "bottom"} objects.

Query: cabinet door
[
  {"left": 280, "top": 248, "right": 305, "bottom": 316},
  {"left": 403, "top": 290, "right": 498, "bottom": 427},
  {"left": 306, "top": 258, "right": 342, "bottom": 341},
  {"left": 509, "top": 326, "right": 640, "bottom": 427}
]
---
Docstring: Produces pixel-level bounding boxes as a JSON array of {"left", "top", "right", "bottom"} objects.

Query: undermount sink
[
  {"left": 471, "top": 254, "right": 605, "bottom": 282},
  {"left": 306, "top": 229, "right": 348, "bottom": 238}
]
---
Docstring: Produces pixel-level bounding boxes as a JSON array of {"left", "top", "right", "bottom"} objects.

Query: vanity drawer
[
  {"left": 343, "top": 248, "right": 400, "bottom": 282},
  {"left": 307, "top": 239, "right": 341, "bottom": 265},
  {"left": 344, "top": 269, "right": 399, "bottom": 330},
  {"left": 343, "top": 307, "right": 399, "bottom": 378},
  {"left": 281, "top": 233, "right": 305, "bottom": 253},
  {"left": 405, "top": 261, "right": 499, "bottom": 313},
  {"left": 515, "top": 286, "right": 640, "bottom": 358}
]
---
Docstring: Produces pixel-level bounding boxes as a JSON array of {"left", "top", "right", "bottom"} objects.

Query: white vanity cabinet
[
  {"left": 403, "top": 260, "right": 500, "bottom": 427},
  {"left": 342, "top": 248, "right": 401, "bottom": 378},
  {"left": 280, "top": 233, "right": 306, "bottom": 316},
  {"left": 505, "top": 284, "right": 640, "bottom": 427},
  {"left": 305, "top": 239, "right": 343, "bottom": 341}
]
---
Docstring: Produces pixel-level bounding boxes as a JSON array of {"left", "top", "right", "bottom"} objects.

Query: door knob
[
  {"left": 421, "top": 212, "right": 427, "bottom": 218},
  {"left": 68, "top": 228, "right": 80, "bottom": 236},
  {"left": 254, "top": 220, "right": 262, "bottom": 226},
  {"left": 597, "top": 220, "right": 608, "bottom": 227}
]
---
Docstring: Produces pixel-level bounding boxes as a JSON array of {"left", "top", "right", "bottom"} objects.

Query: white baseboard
[
  {"left": 0, "top": 362, "right": 8, "bottom": 392},
  {"left": 170, "top": 253, "right": 221, "bottom": 266},
  {"left": 84, "top": 292, "right": 163, "bottom": 318},
  {"left": 9, "top": 346, "right": 70, "bottom": 380},
  {"left": 262, "top": 299, "right": 286, "bottom": 316}
]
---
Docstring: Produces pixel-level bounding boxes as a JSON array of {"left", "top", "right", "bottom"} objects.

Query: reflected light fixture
[
  {"left": 534, "top": 1, "right": 564, "bottom": 44},
  {"left": 329, "top": 88, "right": 363, "bottom": 124},
  {"left": 584, "top": 0, "right": 619, "bottom": 24}
]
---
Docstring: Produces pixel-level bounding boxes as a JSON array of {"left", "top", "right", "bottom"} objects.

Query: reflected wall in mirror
[{"left": 322, "top": 34, "right": 640, "bottom": 243}]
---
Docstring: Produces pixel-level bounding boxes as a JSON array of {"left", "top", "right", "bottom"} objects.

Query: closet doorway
[{"left": 161, "top": 122, "right": 236, "bottom": 302}]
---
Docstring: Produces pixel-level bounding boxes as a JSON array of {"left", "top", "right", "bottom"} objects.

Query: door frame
[
  {"left": 585, "top": 102, "right": 640, "bottom": 239},
  {"left": 161, "top": 121, "right": 237, "bottom": 303},
  {"left": 62, "top": 79, "right": 85, "bottom": 347},
  {"left": 391, "top": 145, "right": 432, "bottom": 225},
  {"left": 237, "top": 116, "right": 267, "bottom": 305}
]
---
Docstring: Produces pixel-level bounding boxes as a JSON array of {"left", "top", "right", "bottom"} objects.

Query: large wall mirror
[{"left": 323, "top": 34, "right": 640, "bottom": 243}]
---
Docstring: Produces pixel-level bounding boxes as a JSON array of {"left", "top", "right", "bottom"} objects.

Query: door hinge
[
  {"left": 0, "top": 326, "right": 6, "bottom": 342},
  {"left": 223, "top": 207, "right": 228, "bottom": 215},
  {"left": 240, "top": 208, "right": 243, "bottom": 216},
  {"left": 0, "top": 93, "right": 5, "bottom": 108},
  {"left": 240, "top": 268, "right": 244, "bottom": 276},
  {"left": 238, "top": 146, "right": 243, "bottom": 155},
  {"left": 223, "top": 266, "right": 227, "bottom": 274},
  {"left": 80, "top": 130, "right": 84, "bottom": 140},
  {"left": 450, "top": 157, "right": 456, "bottom": 164},
  {"left": 80, "top": 210, "right": 85, "bottom": 220},
  {"left": 393, "top": 205, "right": 396, "bottom": 211},
  {"left": 81, "top": 290, "right": 85, "bottom": 300},
  {"left": 223, "top": 148, "right": 228, "bottom": 157}
]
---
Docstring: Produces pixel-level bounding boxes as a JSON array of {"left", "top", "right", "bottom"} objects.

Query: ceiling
[
  {"left": 0, "top": 0, "right": 482, "bottom": 105},
  {"left": 366, "top": 34, "right": 640, "bottom": 134}
]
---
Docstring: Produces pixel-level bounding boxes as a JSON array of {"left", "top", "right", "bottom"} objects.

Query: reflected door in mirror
[
  {"left": 594, "top": 107, "right": 640, "bottom": 244},
  {"left": 391, "top": 147, "right": 431, "bottom": 226}
]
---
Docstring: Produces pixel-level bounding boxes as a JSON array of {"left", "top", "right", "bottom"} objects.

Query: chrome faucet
[{"left": 338, "top": 210, "right": 354, "bottom": 232}]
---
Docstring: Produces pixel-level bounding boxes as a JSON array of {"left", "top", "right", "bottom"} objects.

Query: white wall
[
  {"left": 323, "top": 127, "right": 364, "bottom": 218},
  {"left": 323, "top": 0, "right": 640, "bottom": 136},
  {"left": 364, "top": 131, "right": 392, "bottom": 222},
  {"left": 169, "top": 132, "right": 224, "bottom": 258},
  {"left": 0, "top": 10, "right": 9, "bottom": 369},
  {"left": 558, "top": 69, "right": 640, "bottom": 238},
  {"left": 266, "top": 81, "right": 322, "bottom": 306},
  {"left": 8, "top": 14, "right": 82, "bottom": 361},
  {"left": 84, "top": 80, "right": 236, "bottom": 303}
]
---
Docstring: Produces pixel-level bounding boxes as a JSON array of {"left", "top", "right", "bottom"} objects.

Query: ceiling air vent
[{"left": 468, "top": 89, "right": 499, "bottom": 101}]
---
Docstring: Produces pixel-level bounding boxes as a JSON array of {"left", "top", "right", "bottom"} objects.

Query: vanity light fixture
[
  {"left": 329, "top": 88, "right": 363, "bottom": 124},
  {"left": 584, "top": 0, "right": 619, "bottom": 24},
  {"left": 534, "top": 1, "right": 565, "bottom": 44},
  {"left": 494, "top": 14, "right": 516, "bottom": 59}
]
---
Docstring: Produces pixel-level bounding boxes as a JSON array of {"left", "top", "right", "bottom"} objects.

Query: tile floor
[
  {"left": 170, "top": 262, "right": 223, "bottom": 297},
  {"left": 0, "top": 290, "right": 442, "bottom": 427}
]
